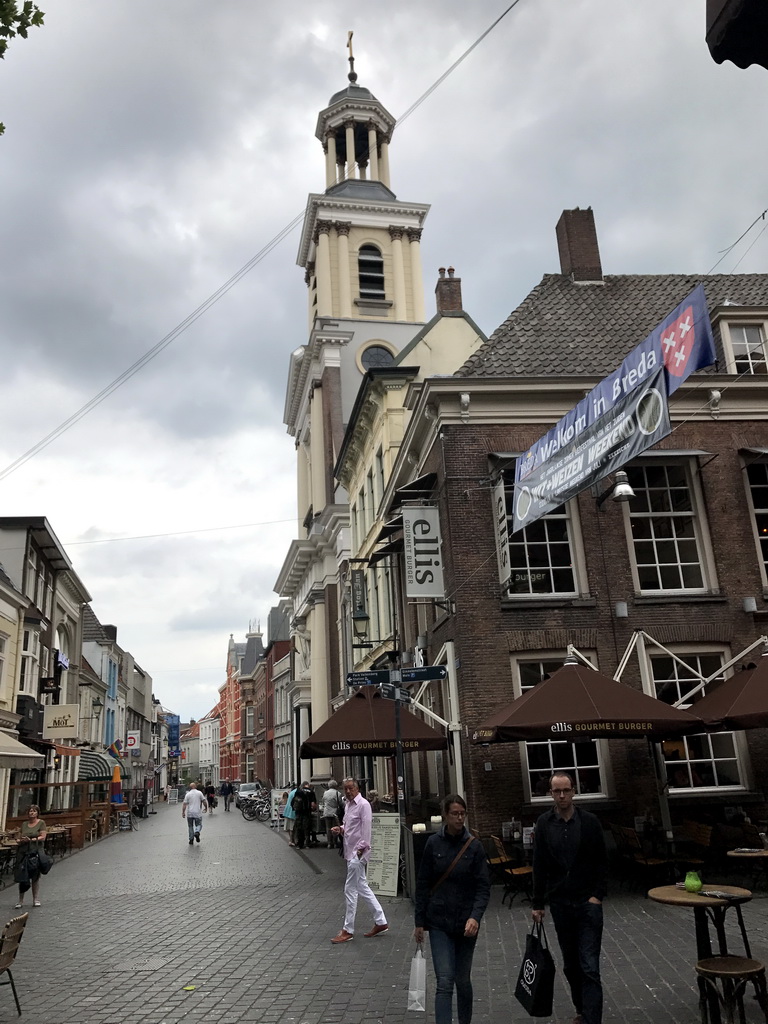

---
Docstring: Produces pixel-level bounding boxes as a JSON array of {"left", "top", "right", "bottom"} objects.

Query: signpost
[
  {"left": 346, "top": 670, "right": 391, "bottom": 687},
  {"left": 401, "top": 666, "right": 447, "bottom": 683}
]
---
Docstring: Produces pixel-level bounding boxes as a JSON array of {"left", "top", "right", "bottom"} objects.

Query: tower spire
[{"left": 347, "top": 30, "right": 357, "bottom": 83}]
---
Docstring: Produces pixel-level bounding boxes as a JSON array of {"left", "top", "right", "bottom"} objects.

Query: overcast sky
[{"left": 1, "top": 1, "right": 765, "bottom": 720}]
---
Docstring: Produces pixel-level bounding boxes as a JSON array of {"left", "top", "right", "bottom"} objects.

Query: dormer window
[
  {"left": 358, "top": 245, "right": 385, "bottom": 299},
  {"left": 715, "top": 308, "right": 768, "bottom": 375},
  {"left": 730, "top": 324, "right": 767, "bottom": 374}
]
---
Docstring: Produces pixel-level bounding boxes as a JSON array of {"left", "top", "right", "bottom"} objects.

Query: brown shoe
[
  {"left": 364, "top": 923, "right": 389, "bottom": 938},
  {"left": 331, "top": 930, "right": 354, "bottom": 943}
]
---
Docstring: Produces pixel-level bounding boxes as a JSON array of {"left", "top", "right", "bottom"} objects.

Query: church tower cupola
[
  {"left": 297, "top": 34, "right": 429, "bottom": 326},
  {"left": 315, "top": 32, "right": 396, "bottom": 191}
]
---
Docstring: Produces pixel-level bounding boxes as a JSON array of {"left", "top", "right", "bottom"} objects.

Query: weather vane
[{"left": 347, "top": 30, "right": 357, "bottom": 82}]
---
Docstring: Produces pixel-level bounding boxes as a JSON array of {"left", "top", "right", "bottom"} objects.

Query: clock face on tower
[{"left": 360, "top": 344, "right": 395, "bottom": 370}]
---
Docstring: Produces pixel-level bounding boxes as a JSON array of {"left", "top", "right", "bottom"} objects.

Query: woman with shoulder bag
[
  {"left": 413, "top": 794, "right": 490, "bottom": 1024},
  {"left": 14, "top": 805, "right": 48, "bottom": 909}
]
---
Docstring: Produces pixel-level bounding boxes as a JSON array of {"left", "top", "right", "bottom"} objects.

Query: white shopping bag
[{"left": 407, "top": 948, "right": 427, "bottom": 1012}]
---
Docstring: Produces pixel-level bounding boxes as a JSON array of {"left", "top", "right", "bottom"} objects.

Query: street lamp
[{"left": 352, "top": 612, "right": 370, "bottom": 641}]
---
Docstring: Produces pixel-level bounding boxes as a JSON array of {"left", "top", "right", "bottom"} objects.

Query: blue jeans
[
  {"left": 429, "top": 928, "right": 477, "bottom": 1024},
  {"left": 187, "top": 816, "right": 202, "bottom": 841},
  {"left": 550, "top": 901, "right": 603, "bottom": 1024}
]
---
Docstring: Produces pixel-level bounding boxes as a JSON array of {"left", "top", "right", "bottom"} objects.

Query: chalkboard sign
[
  {"left": 118, "top": 811, "right": 131, "bottom": 832},
  {"left": 367, "top": 813, "right": 401, "bottom": 897}
]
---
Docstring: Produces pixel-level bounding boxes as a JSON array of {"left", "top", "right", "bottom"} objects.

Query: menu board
[{"left": 367, "top": 813, "right": 401, "bottom": 897}]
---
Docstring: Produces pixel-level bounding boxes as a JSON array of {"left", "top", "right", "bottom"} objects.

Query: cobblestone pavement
[{"left": 1, "top": 803, "right": 767, "bottom": 1023}]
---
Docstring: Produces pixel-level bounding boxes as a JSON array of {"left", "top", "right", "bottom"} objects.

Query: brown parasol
[
  {"left": 689, "top": 654, "right": 768, "bottom": 730},
  {"left": 300, "top": 685, "right": 447, "bottom": 759},
  {"left": 471, "top": 662, "right": 704, "bottom": 744}
]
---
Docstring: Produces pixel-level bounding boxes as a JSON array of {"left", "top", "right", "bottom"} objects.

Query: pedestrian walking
[
  {"left": 220, "top": 780, "right": 234, "bottom": 811},
  {"left": 284, "top": 784, "right": 298, "bottom": 845},
  {"left": 291, "top": 781, "right": 316, "bottom": 850},
  {"left": 205, "top": 783, "right": 217, "bottom": 813},
  {"left": 14, "top": 805, "right": 48, "bottom": 908},
  {"left": 531, "top": 771, "right": 608, "bottom": 1024},
  {"left": 330, "top": 778, "right": 388, "bottom": 943},
  {"left": 321, "top": 779, "right": 344, "bottom": 848},
  {"left": 413, "top": 794, "right": 490, "bottom": 1024},
  {"left": 182, "top": 782, "right": 208, "bottom": 844}
]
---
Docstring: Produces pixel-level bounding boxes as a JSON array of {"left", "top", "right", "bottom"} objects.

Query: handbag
[
  {"left": 407, "top": 947, "right": 427, "bottom": 1012},
  {"left": 37, "top": 849, "right": 53, "bottom": 875},
  {"left": 514, "top": 921, "right": 556, "bottom": 1017}
]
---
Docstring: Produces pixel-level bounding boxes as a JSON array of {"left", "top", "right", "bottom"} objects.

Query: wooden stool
[{"left": 695, "top": 955, "right": 768, "bottom": 1024}]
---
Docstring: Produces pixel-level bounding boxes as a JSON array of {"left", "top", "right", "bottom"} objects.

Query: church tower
[{"left": 279, "top": 42, "right": 431, "bottom": 783}]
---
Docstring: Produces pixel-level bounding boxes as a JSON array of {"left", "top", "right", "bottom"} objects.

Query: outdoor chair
[
  {"left": 490, "top": 835, "right": 532, "bottom": 905},
  {"left": 614, "top": 825, "right": 674, "bottom": 892},
  {"left": 695, "top": 955, "right": 768, "bottom": 1024},
  {"left": 677, "top": 820, "right": 713, "bottom": 874},
  {"left": 0, "top": 913, "right": 29, "bottom": 1016}
]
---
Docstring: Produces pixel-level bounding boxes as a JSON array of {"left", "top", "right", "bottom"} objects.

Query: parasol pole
[{"left": 635, "top": 632, "right": 674, "bottom": 844}]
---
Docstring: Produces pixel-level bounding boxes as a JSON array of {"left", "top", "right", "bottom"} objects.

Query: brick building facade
[{"left": 378, "top": 208, "right": 768, "bottom": 833}]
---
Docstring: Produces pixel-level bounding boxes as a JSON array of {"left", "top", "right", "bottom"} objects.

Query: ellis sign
[{"left": 403, "top": 508, "right": 445, "bottom": 599}]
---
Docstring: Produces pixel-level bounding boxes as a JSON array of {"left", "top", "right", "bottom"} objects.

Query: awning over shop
[
  {"left": 77, "top": 750, "right": 120, "bottom": 782},
  {"left": 0, "top": 730, "right": 45, "bottom": 770},
  {"left": 300, "top": 685, "right": 448, "bottom": 759}
]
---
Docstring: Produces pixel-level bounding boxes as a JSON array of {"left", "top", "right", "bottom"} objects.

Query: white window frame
[
  {"left": 642, "top": 644, "right": 750, "bottom": 794},
  {"left": 245, "top": 706, "right": 255, "bottom": 737},
  {"left": 744, "top": 454, "right": 768, "bottom": 588},
  {"left": 494, "top": 467, "right": 588, "bottom": 599},
  {"left": 510, "top": 650, "right": 612, "bottom": 803},
  {"left": 718, "top": 314, "right": 768, "bottom": 375},
  {"left": 622, "top": 457, "right": 717, "bottom": 596},
  {"left": 0, "top": 632, "right": 6, "bottom": 689}
]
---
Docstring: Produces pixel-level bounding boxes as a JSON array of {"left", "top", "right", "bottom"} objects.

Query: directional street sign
[
  {"left": 346, "top": 670, "right": 391, "bottom": 687},
  {"left": 380, "top": 683, "right": 412, "bottom": 704},
  {"left": 401, "top": 665, "right": 448, "bottom": 683}
]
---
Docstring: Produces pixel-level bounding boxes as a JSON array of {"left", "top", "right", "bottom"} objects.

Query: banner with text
[
  {"left": 513, "top": 368, "right": 671, "bottom": 531},
  {"left": 512, "top": 285, "right": 714, "bottom": 532}
]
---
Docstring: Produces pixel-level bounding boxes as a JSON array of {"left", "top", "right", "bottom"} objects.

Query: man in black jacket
[
  {"left": 531, "top": 772, "right": 607, "bottom": 1024},
  {"left": 291, "top": 781, "right": 316, "bottom": 850}
]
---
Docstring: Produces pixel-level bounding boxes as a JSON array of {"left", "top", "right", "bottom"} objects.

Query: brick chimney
[
  {"left": 435, "top": 266, "right": 463, "bottom": 312},
  {"left": 555, "top": 208, "right": 603, "bottom": 283}
]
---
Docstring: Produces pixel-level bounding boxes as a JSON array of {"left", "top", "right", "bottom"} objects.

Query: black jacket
[
  {"left": 414, "top": 825, "right": 490, "bottom": 935},
  {"left": 291, "top": 787, "right": 315, "bottom": 816},
  {"left": 532, "top": 807, "right": 608, "bottom": 909}
]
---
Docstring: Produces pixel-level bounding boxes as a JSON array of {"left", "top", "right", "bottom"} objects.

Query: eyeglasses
[
  {"left": 550, "top": 788, "right": 573, "bottom": 796},
  {"left": 447, "top": 810, "right": 466, "bottom": 817}
]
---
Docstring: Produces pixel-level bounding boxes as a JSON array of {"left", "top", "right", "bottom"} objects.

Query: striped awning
[{"left": 76, "top": 750, "right": 116, "bottom": 782}]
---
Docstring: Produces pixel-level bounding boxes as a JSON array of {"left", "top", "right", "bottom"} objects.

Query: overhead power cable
[{"left": 0, "top": 4, "right": 522, "bottom": 485}]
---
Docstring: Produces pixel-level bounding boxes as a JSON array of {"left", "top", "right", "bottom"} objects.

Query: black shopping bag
[{"left": 514, "top": 921, "right": 556, "bottom": 1017}]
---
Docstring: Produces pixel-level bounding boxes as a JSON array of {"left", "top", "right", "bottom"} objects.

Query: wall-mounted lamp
[
  {"left": 743, "top": 596, "right": 758, "bottom": 614},
  {"left": 258, "top": 711, "right": 264, "bottom": 726},
  {"left": 596, "top": 470, "right": 635, "bottom": 508},
  {"left": 352, "top": 613, "right": 370, "bottom": 641},
  {"left": 614, "top": 601, "right": 629, "bottom": 619},
  {"left": 92, "top": 697, "right": 104, "bottom": 714}
]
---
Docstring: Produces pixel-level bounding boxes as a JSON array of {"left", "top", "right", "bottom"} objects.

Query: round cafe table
[
  {"left": 648, "top": 884, "right": 753, "bottom": 960},
  {"left": 727, "top": 848, "right": 768, "bottom": 889}
]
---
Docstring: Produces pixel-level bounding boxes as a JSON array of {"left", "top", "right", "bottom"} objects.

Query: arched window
[{"left": 358, "top": 245, "right": 385, "bottom": 299}]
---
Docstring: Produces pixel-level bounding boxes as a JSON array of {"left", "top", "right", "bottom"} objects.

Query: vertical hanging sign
[
  {"left": 492, "top": 475, "right": 511, "bottom": 589},
  {"left": 402, "top": 507, "right": 445, "bottom": 599}
]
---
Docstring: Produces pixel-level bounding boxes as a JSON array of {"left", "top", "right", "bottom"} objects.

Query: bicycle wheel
[
  {"left": 257, "top": 806, "right": 271, "bottom": 822},
  {"left": 242, "top": 804, "right": 258, "bottom": 821}
]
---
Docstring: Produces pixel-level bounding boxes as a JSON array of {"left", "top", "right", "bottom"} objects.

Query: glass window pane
[
  {"left": 709, "top": 733, "right": 736, "bottom": 759},
  {"left": 713, "top": 761, "right": 740, "bottom": 787}
]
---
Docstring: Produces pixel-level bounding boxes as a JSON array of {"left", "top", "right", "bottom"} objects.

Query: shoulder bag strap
[{"left": 430, "top": 836, "right": 475, "bottom": 894}]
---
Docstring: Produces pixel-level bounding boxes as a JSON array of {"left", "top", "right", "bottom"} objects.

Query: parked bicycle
[{"left": 241, "top": 793, "right": 271, "bottom": 822}]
